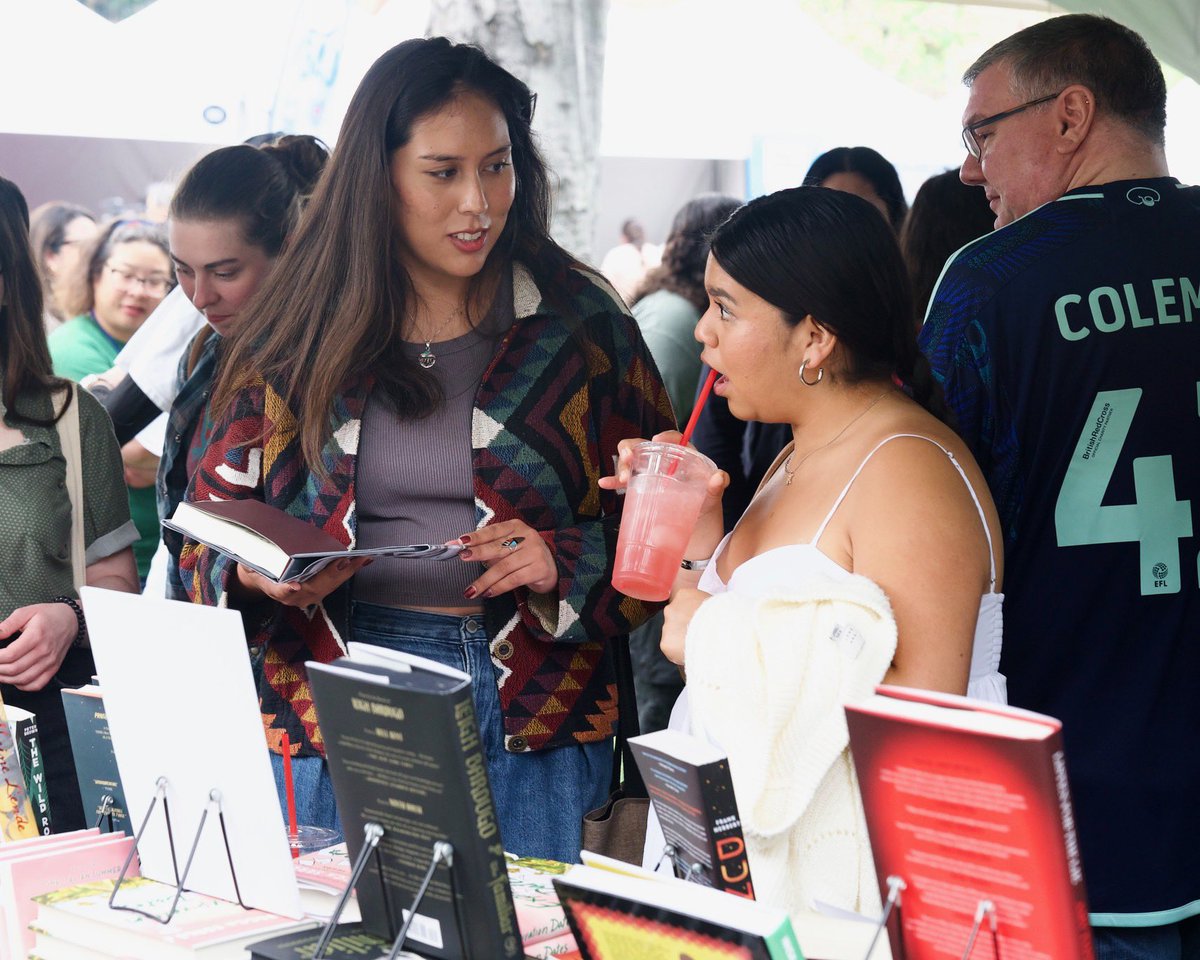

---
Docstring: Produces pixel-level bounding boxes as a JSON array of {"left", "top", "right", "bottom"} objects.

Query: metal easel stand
[
  {"left": 861, "top": 875, "right": 907, "bottom": 960},
  {"left": 107, "top": 777, "right": 249, "bottom": 924},
  {"left": 312, "top": 822, "right": 386, "bottom": 960},
  {"left": 655, "top": 843, "right": 706, "bottom": 884},
  {"left": 959, "top": 898, "right": 999, "bottom": 960},
  {"left": 93, "top": 792, "right": 115, "bottom": 832}
]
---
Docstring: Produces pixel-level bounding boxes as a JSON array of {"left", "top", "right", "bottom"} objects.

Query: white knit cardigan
[{"left": 683, "top": 572, "right": 898, "bottom": 919}]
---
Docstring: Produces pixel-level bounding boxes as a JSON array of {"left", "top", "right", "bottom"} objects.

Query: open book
[{"left": 164, "top": 499, "right": 463, "bottom": 583}]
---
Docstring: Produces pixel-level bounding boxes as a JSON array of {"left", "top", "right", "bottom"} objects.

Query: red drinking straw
[
  {"left": 679, "top": 368, "right": 718, "bottom": 448},
  {"left": 281, "top": 732, "right": 298, "bottom": 858}
]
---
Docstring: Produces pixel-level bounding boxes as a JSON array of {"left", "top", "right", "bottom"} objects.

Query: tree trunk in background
[{"left": 426, "top": 0, "right": 609, "bottom": 263}]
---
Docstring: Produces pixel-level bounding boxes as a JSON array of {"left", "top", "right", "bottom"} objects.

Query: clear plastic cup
[
  {"left": 287, "top": 824, "right": 340, "bottom": 857},
  {"left": 612, "top": 442, "right": 717, "bottom": 602}
]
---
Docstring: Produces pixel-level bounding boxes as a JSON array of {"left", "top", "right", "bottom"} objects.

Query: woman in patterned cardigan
[{"left": 181, "top": 37, "right": 672, "bottom": 860}]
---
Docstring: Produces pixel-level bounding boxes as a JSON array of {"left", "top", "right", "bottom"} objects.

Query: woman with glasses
[
  {"left": 0, "top": 176, "right": 139, "bottom": 832},
  {"left": 49, "top": 220, "right": 174, "bottom": 581},
  {"left": 180, "top": 37, "right": 671, "bottom": 859}
]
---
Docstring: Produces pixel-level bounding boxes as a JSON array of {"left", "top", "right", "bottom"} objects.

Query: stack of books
[
  {"left": 26, "top": 876, "right": 315, "bottom": 960},
  {"left": 0, "top": 828, "right": 135, "bottom": 959}
]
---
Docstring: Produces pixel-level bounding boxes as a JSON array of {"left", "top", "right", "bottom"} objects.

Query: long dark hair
[
  {"left": 210, "top": 36, "right": 580, "bottom": 472},
  {"left": 901, "top": 169, "right": 993, "bottom": 328},
  {"left": 0, "top": 176, "right": 71, "bottom": 425},
  {"left": 171, "top": 136, "right": 329, "bottom": 375},
  {"left": 709, "top": 186, "right": 945, "bottom": 421},
  {"left": 803, "top": 146, "right": 908, "bottom": 233},
  {"left": 632, "top": 194, "right": 741, "bottom": 312}
]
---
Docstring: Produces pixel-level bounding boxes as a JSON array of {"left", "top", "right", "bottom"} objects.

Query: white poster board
[{"left": 82, "top": 587, "right": 303, "bottom": 919}]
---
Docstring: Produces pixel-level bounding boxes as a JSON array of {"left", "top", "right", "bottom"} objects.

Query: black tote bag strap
[{"left": 610, "top": 633, "right": 647, "bottom": 798}]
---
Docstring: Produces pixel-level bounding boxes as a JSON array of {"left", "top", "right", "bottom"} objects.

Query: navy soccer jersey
[{"left": 920, "top": 178, "right": 1200, "bottom": 922}]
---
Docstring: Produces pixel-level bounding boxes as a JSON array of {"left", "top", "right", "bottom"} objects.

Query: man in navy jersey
[{"left": 920, "top": 14, "right": 1200, "bottom": 958}]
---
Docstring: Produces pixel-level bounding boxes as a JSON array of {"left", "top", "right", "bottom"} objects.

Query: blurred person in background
[
  {"left": 29, "top": 202, "right": 98, "bottom": 334},
  {"left": 902, "top": 168, "right": 994, "bottom": 330},
  {"left": 803, "top": 145, "right": 909, "bottom": 232},
  {"left": 0, "top": 175, "right": 139, "bottom": 832},
  {"left": 600, "top": 216, "right": 662, "bottom": 303},
  {"left": 49, "top": 220, "right": 175, "bottom": 582}
]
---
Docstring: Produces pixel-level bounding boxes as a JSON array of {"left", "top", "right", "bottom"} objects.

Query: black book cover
[
  {"left": 249, "top": 922, "right": 390, "bottom": 960},
  {"left": 309, "top": 654, "right": 522, "bottom": 960},
  {"left": 7, "top": 707, "right": 52, "bottom": 835},
  {"left": 630, "top": 729, "right": 754, "bottom": 898},
  {"left": 60, "top": 687, "right": 132, "bottom": 835}
]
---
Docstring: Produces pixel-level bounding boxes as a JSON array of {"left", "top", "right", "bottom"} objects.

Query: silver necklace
[
  {"left": 782, "top": 390, "right": 889, "bottom": 487},
  {"left": 410, "top": 312, "right": 459, "bottom": 369}
]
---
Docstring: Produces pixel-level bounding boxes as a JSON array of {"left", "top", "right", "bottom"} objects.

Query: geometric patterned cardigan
[{"left": 179, "top": 263, "right": 674, "bottom": 758}]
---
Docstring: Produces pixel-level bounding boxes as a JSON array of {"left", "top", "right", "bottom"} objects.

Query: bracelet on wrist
[
  {"left": 679, "top": 557, "right": 712, "bottom": 571},
  {"left": 52, "top": 596, "right": 88, "bottom": 650}
]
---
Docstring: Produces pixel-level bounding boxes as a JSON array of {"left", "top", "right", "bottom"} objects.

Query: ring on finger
[{"left": 501, "top": 537, "right": 523, "bottom": 551}]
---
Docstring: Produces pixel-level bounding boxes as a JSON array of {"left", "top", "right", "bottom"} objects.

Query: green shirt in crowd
[
  {"left": 48, "top": 315, "right": 159, "bottom": 580},
  {"left": 0, "top": 384, "right": 138, "bottom": 618}
]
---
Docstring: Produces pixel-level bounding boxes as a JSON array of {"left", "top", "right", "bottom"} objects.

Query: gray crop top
[{"left": 354, "top": 288, "right": 514, "bottom": 608}]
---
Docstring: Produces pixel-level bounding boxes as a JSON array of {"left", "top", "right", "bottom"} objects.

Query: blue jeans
[
  {"left": 350, "top": 602, "right": 612, "bottom": 863},
  {"left": 1093, "top": 917, "right": 1200, "bottom": 960}
]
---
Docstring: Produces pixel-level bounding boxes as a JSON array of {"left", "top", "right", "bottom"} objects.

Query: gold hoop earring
[{"left": 799, "top": 358, "right": 823, "bottom": 386}]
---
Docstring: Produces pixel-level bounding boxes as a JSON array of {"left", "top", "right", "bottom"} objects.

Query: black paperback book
[
  {"left": 629, "top": 728, "right": 755, "bottom": 898},
  {"left": 305, "top": 644, "right": 522, "bottom": 960}
]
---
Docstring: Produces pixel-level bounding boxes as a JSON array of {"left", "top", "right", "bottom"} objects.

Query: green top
[
  {"left": 49, "top": 315, "right": 159, "bottom": 579},
  {"left": 632, "top": 289, "right": 703, "bottom": 428},
  {"left": 0, "top": 384, "right": 138, "bottom": 619}
]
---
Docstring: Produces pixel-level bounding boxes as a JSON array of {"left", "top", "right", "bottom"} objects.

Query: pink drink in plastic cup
[{"left": 612, "top": 442, "right": 717, "bottom": 602}]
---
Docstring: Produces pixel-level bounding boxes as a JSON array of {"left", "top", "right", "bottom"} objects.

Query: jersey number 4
[{"left": 1055, "top": 388, "right": 1193, "bottom": 595}]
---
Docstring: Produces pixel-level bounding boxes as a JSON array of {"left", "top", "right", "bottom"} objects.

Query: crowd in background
[{"left": 1, "top": 12, "right": 1197, "bottom": 959}]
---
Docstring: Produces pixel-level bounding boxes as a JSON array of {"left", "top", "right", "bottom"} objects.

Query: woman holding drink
[
  {"left": 181, "top": 37, "right": 672, "bottom": 860},
  {"left": 605, "top": 186, "right": 1004, "bottom": 914}
]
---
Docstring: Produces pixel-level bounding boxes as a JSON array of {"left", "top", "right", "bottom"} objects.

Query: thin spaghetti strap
[
  {"left": 810, "top": 433, "right": 997, "bottom": 586},
  {"left": 810, "top": 435, "right": 911, "bottom": 546}
]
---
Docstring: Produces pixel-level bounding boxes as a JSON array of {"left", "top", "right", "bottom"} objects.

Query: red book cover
[{"left": 846, "top": 686, "right": 1093, "bottom": 960}]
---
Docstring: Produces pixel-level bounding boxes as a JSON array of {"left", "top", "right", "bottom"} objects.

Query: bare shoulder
[{"left": 841, "top": 408, "right": 1003, "bottom": 586}]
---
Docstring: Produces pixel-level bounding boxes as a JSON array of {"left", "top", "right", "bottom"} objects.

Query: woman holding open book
[
  {"left": 155, "top": 135, "right": 329, "bottom": 600},
  {"left": 180, "top": 38, "right": 671, "bottom": 861},
  {"left": 605, "top": 187, "right": 1005, "bottom": 916},
  {"left": 0, "top": 176, "right": 139, "bottom": 832}
]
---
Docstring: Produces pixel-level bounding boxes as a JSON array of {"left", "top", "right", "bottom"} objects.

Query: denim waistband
[{"left": 350, "top": 600, "right": 489, "bottom": 642}]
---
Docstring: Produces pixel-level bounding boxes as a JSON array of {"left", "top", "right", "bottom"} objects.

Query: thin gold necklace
[{"left": 782, "top": 390, "right": 889, "bottom": 487}]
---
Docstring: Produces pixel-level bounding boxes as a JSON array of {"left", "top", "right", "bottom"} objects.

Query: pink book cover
[
  {"left": 0, "top": 832, "right": 136, "bottom": 957},
  {"left": 293, "top": 842, "right": 350, "bottom": 894},
  {"left": 0, "top": 828, "right": 99, "bottom": 861},
  {"left": 31, "top": 877, "right": 312, "bottom": 953},
  {"left": 507, "top": 856, "right": 576, "bottom": 951},
  {"left": 523, "top": 930, "right": 580, "bottom": 958}
]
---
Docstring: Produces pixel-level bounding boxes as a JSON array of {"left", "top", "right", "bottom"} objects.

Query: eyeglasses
[
  {"left": 961, "top": 91, "right": 1063, "bottom": 159},
  {"left": 103, "top": 263, "right": 173, "bottom": 297}
]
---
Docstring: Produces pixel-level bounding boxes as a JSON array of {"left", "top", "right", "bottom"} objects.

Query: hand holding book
[{"left": 233, "top": 555, "right": 374, "bottom": 609}]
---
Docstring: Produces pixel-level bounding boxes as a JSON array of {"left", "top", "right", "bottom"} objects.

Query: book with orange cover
[{"left": 845, "top": 686, "right": 1093, "bottom": 960}]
